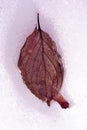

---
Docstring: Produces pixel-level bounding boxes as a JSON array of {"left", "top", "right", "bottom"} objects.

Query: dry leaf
[{"left": 18, "top": 14, "right": 69, "bottom": 108}]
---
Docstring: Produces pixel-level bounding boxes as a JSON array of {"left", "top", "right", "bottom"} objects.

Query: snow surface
[{"left": 0, "top": 0, "right": 87, "bottom": 130}]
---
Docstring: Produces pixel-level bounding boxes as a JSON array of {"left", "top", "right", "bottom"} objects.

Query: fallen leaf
[{"left": 18, "top": 13, "right": 69, "bottom": 109}]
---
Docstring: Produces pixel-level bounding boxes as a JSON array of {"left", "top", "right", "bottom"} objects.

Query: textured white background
[{"left": 0, "top": 0, "right": 87, "bottom": 130}]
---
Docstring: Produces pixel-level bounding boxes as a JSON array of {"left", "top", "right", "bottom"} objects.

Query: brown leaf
[{"left": 18, "top": 13, "right": 69, "bottom": 109}]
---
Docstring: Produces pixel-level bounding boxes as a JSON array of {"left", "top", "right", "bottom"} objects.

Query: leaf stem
[{"left": 37, "top": 13, "right": 41, "bottom": 30}]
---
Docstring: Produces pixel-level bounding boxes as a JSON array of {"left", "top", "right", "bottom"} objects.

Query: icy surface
[{"left": 0, "top": 0, "right": 87, "bottom": 130}]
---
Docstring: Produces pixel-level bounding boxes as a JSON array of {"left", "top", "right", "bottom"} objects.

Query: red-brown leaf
[{"left": 18, "top": 14, "right": 69, "bottom": 108}]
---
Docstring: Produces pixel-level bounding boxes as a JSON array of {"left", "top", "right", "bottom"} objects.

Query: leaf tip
[{"left": 53, "top": 93, "right": 69, "bottom": 109}]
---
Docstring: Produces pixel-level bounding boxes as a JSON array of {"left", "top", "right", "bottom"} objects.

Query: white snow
[{"left": 0, "top": 0, "right": 87, "bottom": 130}]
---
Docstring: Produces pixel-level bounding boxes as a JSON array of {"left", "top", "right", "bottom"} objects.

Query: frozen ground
[{"left": 0, "top": 0, "right": 87, "bottom": 130}]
